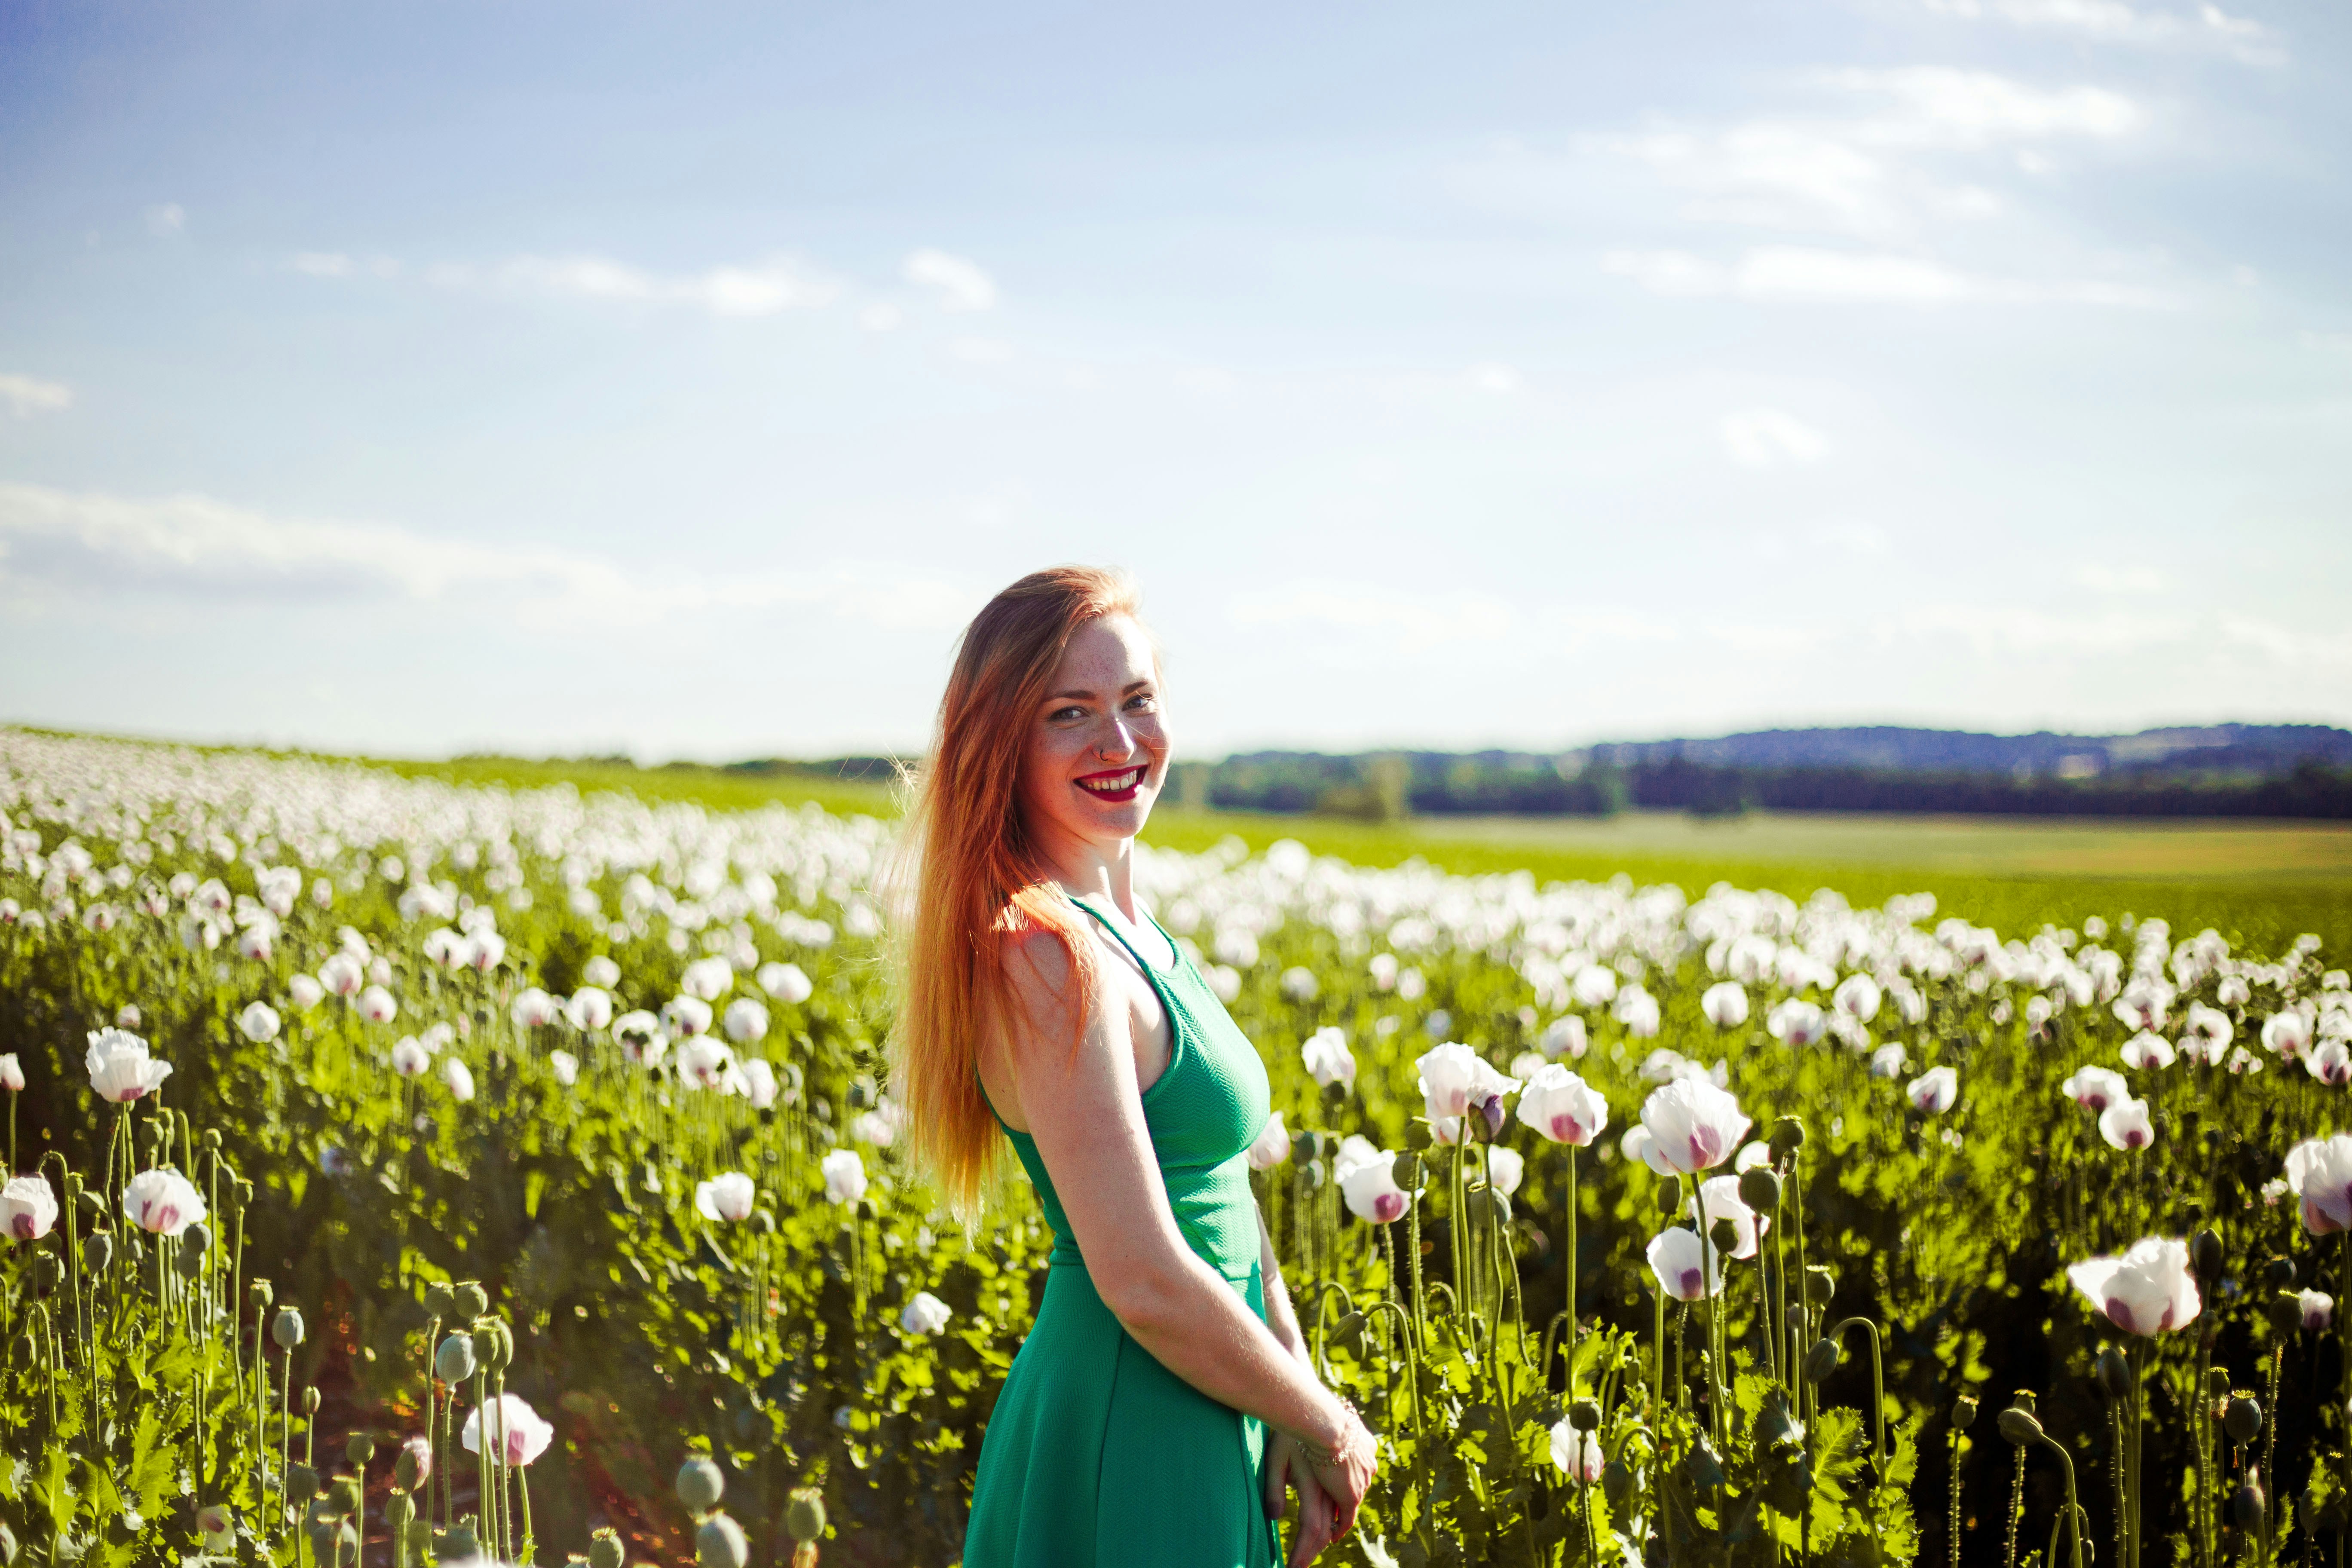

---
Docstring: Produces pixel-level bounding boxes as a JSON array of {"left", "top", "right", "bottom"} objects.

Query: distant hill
[{"left": 1578, "top": 724, "right": 2352, "bottom": 778}]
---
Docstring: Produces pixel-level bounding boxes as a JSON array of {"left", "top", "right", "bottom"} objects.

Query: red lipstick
[{"left": 1075, "top": 765, "right": 1147, "bottom": 804}]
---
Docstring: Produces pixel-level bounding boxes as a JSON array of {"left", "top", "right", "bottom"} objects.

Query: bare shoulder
[{"left": 995, "top": 926, "right": 1118, "bottom": 1050}]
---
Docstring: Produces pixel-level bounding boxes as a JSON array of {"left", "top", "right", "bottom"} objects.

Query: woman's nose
[{"left": 1096, "top": 718, "right": 1135, "bottom": 758}]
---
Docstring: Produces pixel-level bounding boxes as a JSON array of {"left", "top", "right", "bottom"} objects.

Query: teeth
[{"left": 1080, "top": 769, "right": 1142, "bottom": 793}]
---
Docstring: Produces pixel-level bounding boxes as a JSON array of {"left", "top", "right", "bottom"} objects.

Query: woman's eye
[
  {"left": 1126, "top": 693, "right": 1158, "bottom": 714},
  {"left": 1049, "top": 706, "right": 1085, "bottom": 723}
]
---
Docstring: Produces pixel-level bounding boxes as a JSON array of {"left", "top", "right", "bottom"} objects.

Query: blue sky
[{"left": 0, "top": 0, "right": 2346, "bottom": 760}]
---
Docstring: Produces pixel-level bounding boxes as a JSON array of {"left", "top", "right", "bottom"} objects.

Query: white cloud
[
  {"left": 0, "top": 375, "right": 73, "bottom": 418},
  {"left": 947, "top": 336, "right": 1016, "bottom": 364},
  {"left": 484, "top": 254, "right": 836, "bottom": 316},
  {"left": 144, "top": 203, "right": 185, "bottom": 237},
  {"left": 1226, "top": 585, "right": 1520, "bottom": 653},
  {"left": 1914, "top": 0, "right": 2284, "bottom": 64},
  {"left": 1722, "top": 409, "right": 1832, "bottom": 466},
  {"left": 0, "top": 481, "right": 977, "bottom": 630},
  {"left": 1819, "top": 68, "right": 2142, "bottom": 147},
  {"left": 292, "top": 252, "right": 355, "bottom": 278},
  {"left": 857, "top": 303, "right": 903, "bottom": 332},
  {"left": 1604, "top": 245, "right": 2174, "bottom": 306},
  {"left": 902, "top": 248, "right": 998, "bottom": 312},
  {"left": 1465, "top": 362, "right": 1525, "bottom": 395}
]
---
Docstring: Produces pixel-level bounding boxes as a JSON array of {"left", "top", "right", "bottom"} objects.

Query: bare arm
[{"left": 994, "top": 933, "right": 1370, "bottom": 1488}]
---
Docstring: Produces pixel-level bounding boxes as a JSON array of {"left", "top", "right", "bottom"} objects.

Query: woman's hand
[
  {"left": 1295, "top": 1400, "right": 1376, "bottom": 1541},
  {"left": 1262, "top": 1432, "right": 1339, "bottom": 1567}
]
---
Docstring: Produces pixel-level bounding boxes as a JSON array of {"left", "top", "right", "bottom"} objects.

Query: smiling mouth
[{"left": 1076, "top": 766, "right": 1146, "bottom": 802}]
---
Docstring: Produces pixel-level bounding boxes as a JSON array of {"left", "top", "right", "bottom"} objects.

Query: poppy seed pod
[
  {"left": 1996, "top": 1406, "right": 2045, "bottom": 1447},
  {"left": 471, "top": 1325, "right": 499, "bottom": 1369},
  {"left": 2265, "top": 1256, "right": 2297, "bottom": 1291},
  {"left": 1390, "top": 1153, "right": 1424, "bottom": 1193},
  {"left": 172, "top": 1246, "right": 205, "bottom": 1280},
  {"left": 1804, "top": 1267, "right": 1835, "bottom": 1308},
  {"left": 2233, "top": 1480, "right": 2267, "bottom": 1532},
  {"left": 32, "top": 1253, "right": 62, "bottom": 1296},
  {"left": 345, "top": 1433, "right": 374, "bottom": 1467},
  {"left": 677, "top": 1456, "right": 726, "bottom": 1514},
  {"left": 453, "top": 1281, "right": 488, "bottom": 1320},
  {"left": 83, "top": 1232, "right": 113, "bottom": 1272},
  {"left": 286, "top": 1463, "right": 318, "bottom": 1504},
  {"left": 1952, "top": 1394, "right": 1979, "bottom": 1431},
  {"left": 1709, "top": 1218, "right": 1741, "bottom": 1256},
  {"left": 180, "top": 1220, "right": 212, "bottom": 1257},
  {"left": 272, "top": 1308, "right": 305, "bottom": 1351},
  {"left": 249, "top": 1277, "right": 274, "bottom": 1310},
  {"left": 435, "top": 1333, "right": 476, "bottom": 1384},
  {"left": 484, "top": 1320, "right": 514, "bottom": 1372},
  {"left": 423, "top": 1281, "right": 455, "bottom": 1319},
  {"left": 1785, "top": 1304, "right": 1809, "bottom": 1336},
  {"left": 2095, "top": 1347, "right": 2133, "bottom": 1403},
  {"left": 2224, "top": 1395, "right": 2263, "bottom": 1446},
  {"left": 786, "top": 1488, "right": 827, "bottom": 1544},
  {"left": 588, "top": 1527, "right": 627, "bottom": 1568},
  {"left": 1802, "top": 1338, "right": 1841, "bottom": 1384},
  {"left": 696, "top": 1512, "right": 750, "bottom": 1568},
  {"left": 385, "top": 1492, "right": 415, "bottom": 1534},
  {"left": 1767, "top": 1117, "right": 1806, "bottom": 1159},
  {"left": 325, "top": 1474, "right": 363, "bottom": 1519},
  {"left": 1569, "top": 1398, "right": 1601, "bottom": 1432},
  {"left": 2270, "top": 1291, "right": 2304, "bottom": 1338},
  {"left": 2190, "top": 1228, "right": 2224, "bottom": 1284},
  {"left": 2206, "top": 1366, "right": 2231, "bottom": 1400},
  {"left": 1737, "top": 1167, "right": 1782, "bottom": 1213}
]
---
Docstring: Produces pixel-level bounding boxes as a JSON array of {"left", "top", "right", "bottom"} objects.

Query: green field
[{"left": 364, "top": 750, "right": 2352, "bottom": 959}]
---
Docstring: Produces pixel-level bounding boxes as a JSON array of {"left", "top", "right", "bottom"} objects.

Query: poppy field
[{"left": 3, "top": 727, "right": 2351, "bottom": 1568}]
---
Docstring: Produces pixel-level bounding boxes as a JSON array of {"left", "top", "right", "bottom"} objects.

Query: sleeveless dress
[{"left": 963, "top": 900, "right": 1283, "bottom": 1568}]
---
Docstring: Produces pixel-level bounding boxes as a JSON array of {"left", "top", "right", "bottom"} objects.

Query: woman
[{"left": 891, "top": 566, "right": 1376, "bottom": 1568}]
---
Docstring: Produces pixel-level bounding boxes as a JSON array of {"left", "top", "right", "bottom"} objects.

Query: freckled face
[{"left": 1017, "top": 614, "right": 1170, "bottom": 851}]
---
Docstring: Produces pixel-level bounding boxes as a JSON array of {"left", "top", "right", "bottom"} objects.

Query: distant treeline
[{"left": 1181, "top": 750, "right": 2352, "bottom": 821}]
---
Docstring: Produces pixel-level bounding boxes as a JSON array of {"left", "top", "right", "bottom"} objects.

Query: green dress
[{"left": 964, "top": 900, "right": 1284, "bottom": 1568}]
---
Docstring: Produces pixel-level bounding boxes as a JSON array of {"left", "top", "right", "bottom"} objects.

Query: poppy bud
[
  {"left": 2264, "top": 1256, "right": 2297, "bottom": 1291},
  {"left": 2233, "top": 1480, "right": 2266, "bottom": 1532},
  {"left": 83, "top": 1233, "right": 113, "bottom": 1273},
  {"left": 2206, "top": 1366, "right": 2231, "bottom": 1400},
  {"left": 471, "top": 1325, "right": 500, "bottom": 1370},
  {"left": 385, "top": 1492, "right": 415, "bottom": 1534},
  {"left": 345, "top": 1433, "right": 374, "bottom": 1467},
  {"left": 1569, "top": 1399, "right": 1601, "bottom": 1432},
  {"left": 677, "top": 1457, "right": 726, "bottom": 1514},
  {"left": 434, "top": 1332, "right": 477, "bottom": 1384},
  {"left": 1654, "top": 1182, "right": 1681, "bottom": 1218},
  {"left": 696, "top": 1513, "right": 750, "bottom": 1568},
  {"left": 1600, "top": 1458, "right": 1635, "bottom": 1510},
  {"left": 2270, "top": 1292, "right": 2304, "bottom": 1339},
  {"left": 588, "top": 1527, "right": 627, "bottom": 1568},
  {"left": 32, "top": 1253, "right": 62, "bottom": 1296},
  {"left": 325, "top": 1474, "right": 363, "bottom": 1519},
  {"left": 1404, "top": 1121, "right": 1434, "bottom": 1152},
  {"left": 1996, "top": 1406, "right": 2044, "bottom": 1447},
  {"left": 2190, "top": 1229, "right": 2225, "bottom": 1284},
  {"left": 453, "top": 1281, "right": 488, "bottom": 1321},
  {"left": 2095, "top": 1348, "right": 2133, "bottom": 1403},
  {"left": 1951, "top": 1394, "right": 1978, "bottom": 1431},
  {"left": 1332, "top": 1312, "right": 1367, "bottom": 1354},
  {"left": 1476, "top": 1093, "right": 1507, "bottom": 1142},
  {"left": 1768, "top": 1117, "right": 1806, "bottom": 1159},
  {"left": 786, "top": 1489, "right": 827, "bottom": 1544},
  {"left": 393, "top": 1438, "right": 429, "bottom": 1492},
  {"left": 423, "top": 1281, "right": 456, "bottom": 1319},
  {"left": 1738, "top": 1168, "right": 1782, "bottom": 1212},
  {"left": 303, "top": 1386, "right": 321, "bottom": 1415},
  {"left": 2224, "top": 1396, "right": 2263, "bottom": 1446},
  {"left": 181, "top": 1221, "right": 212, "bottom": 1257},
  {"left": 1804, "top": 1267, "right": 1835, "bottom": 1308},
  {"left": 1784, "top": 1304, "right": 1808, "bottom": 1336},
  {"left": 1709, "top": 1219, "right": 1740, "bottom": 1256},
  {"left": 273, "top": 1308, "right": 305, "bottom": 1351},
  {"left": 249, "top": 1277, "right": 274, "bottom": 1310},
  {"left": 1391, "top": 1153, "right": 1424, "bottom": 1193},
  {"left": 286, "top": 1463, "right": 318, "bottom": 1504},
  {"left": 1802, "top": 1338, "right": 1841, "bottom": 1384},
  {"left": 77, "top": 1191, "right": 104, "bottom": 1218}
]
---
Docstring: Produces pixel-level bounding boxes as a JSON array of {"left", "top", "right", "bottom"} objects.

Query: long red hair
[{"left": 887, "top": 565, "right": 1145, "bottom": 1220}]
